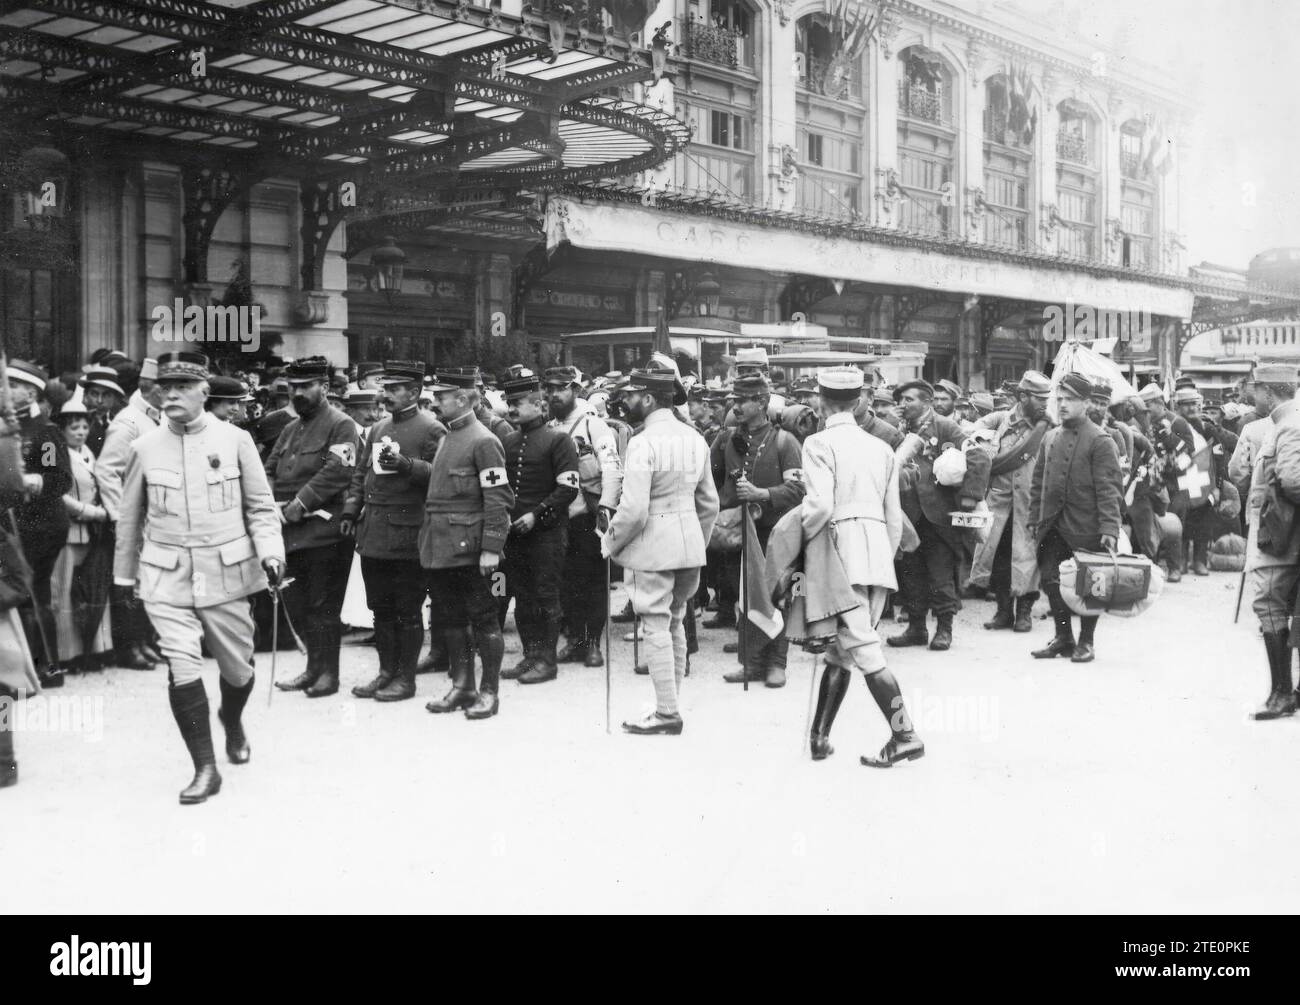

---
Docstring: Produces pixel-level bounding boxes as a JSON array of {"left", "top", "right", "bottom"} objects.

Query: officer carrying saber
[{"left": 113, "top": 352, "right": 285, "bottom": 805}]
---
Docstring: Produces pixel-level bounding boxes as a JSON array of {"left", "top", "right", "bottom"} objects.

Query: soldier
[
  {"left": 799, "top": 369, "right": 922, "bottom": 766},
  {"left": 604, "top": 369, "right": 719, "bottom": 735},
  {"left": 418, "top": 368, "right": 514, "bottom": 719},
  {"left": 113, "top": 352, "right": 284, "bottom": 804},
  {"left": 968, "top": 371, "right": 1052, "bottom": 632},
  {"left": 472, "top": 370, "right": 514, "bottom": 444},
  {"left": 96, "top": 358, "right": 165, "bottom": 671},
  {"left": 341, "top": 361, "right": 445, "bottom": 702},
  {"left": 7, "top": 361, "right": 72, "bottom": 688},
  {"left": 1027, "top": 373, "right": 1123, "bottom": 663},
  {"left": 888, "top": 380, "right": 991, "bottom": 652},
  {"left": 716, "top": 372, "right": 804, "bottom": 687},
  {"left": 1171, "top": 386, "right": 1236, "bottom": 575},
  {"left": 253, "top": 377, "right": 294, "bottom": 459},
  {"left": 355, "top": 362, "right": 385, "bottom": 392},
  {"left": 688, "top": 385, "right": 722, "bottom": 443},
  {"left": 498, "top": 374, "right": 579, "bottom": 684},
  {"left": 1243, "top": 364, "right": 1300, "bottom": 719},
  {"left": 854, "top": 382, "right": 905, "bottom": 449},
  {"left": 206, "top": 376, "right": 252, "bottom": 424},
  {"left": 545, "top": 365, "right": 622, "bottom": 668},
  {"left": 932, "top": 379, "right": 963, "bottom": 419},
  {"left": 267, "top": 357, "right": 360, "bottom": 698}
]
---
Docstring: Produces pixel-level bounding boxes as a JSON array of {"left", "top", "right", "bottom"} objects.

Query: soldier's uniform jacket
[
  {"left": 1029, "top": 417, "right": 1123, "bottom": 550},
  {"left": 968, "top": 407, "right": 1051, "bottom": 594},
  {"left": 548, "top": 396, "right": 622, "bottom": 517},
  {"left": 95, "top": 390, "right": 160, "bottom": 520},
  {"left": 502, "top": 415, "right": 579, "bottom": 528},
  {"left": 853, "top": 400, "right": 905, "bottom": 450},
  {"left": 475, "top": 404, "right": 513, "bottom": 444},
  {"left": 265, "top": 402, "right": 359, "bottom": 553},
  {"left": 1246, "top": 399, "right": 1300, "bottom": 570},
  {"left": 343, "top": 403, "right": 445, "bottom": 561},
  {"left": 113, "top": 412, "right": 285, "bottom": 608},
  {"left": 717, "top": 419, "right": 805, "bottom": 534},
  {"left": 695, "top": 417, "right": 721, "bottom": 446},
  {"left": 416, "top": 410, "right": 514, "bottom": 569},
  {"left": 16, "top": 409, "right": 71, "bottom": 550},
  {"left": 899, "top": 409, "right": 992, "bottom": 547}
]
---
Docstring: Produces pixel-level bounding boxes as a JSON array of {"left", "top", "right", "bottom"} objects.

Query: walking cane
[
  {"left": 604, "top": 557, "right": 611, "bottom": 734},
  {"left": 1233, "top": 569, "right": 1246, "bottom": 624}
]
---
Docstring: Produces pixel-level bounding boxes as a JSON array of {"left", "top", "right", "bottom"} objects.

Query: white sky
[{"left": 1059, "top": 0, "right": 1300, "bottom": 269}]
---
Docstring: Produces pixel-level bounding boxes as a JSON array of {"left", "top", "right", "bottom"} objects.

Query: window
[
  {"left": 1120, "top": 121, "right": 1146, "bottom": 180},
  {"left": 896, "top": 47, "right": 955, "bottom": 237},
  {"left": 1121, "top": 179, "right": 1155, "bottom": 269},
  {"left": 806, "top": 132, "right": 824, "bottom": 166},
  {"left": 985, "top": 146, "right": 1031, "bottom": 250},
  {"left": 709, "top": 110, "right": 748, "bottom": 150}
]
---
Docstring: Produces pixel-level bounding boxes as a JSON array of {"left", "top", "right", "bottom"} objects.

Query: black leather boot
[
  {"left": 217, "top": 674, "right": 254, "bottom": 765},
  {"left": 984, "top": 591, "right": 1013, "bottom": 630},
  {"left": 1033, "top": 590, "right": 1075, "bottom": 659},
  {"left": 1071, "top": 616, "right": 1099, "bottom": 663},
  {"left": 502, "top": 618, "right": 538, "bottom": 680},
  {"left": 860, "top": 669, "right": 925, "bottom": 768},
  {"left": 115, "top": 643, "right": 155, "bottom": 670},
  {"left": 415, "top": 631, "right": 447, "bottom": 674},
  {"left": 275, "top": 643, "right": 320, "bottom": 692},
  {"left": 353, "top": 621, "right": 397, "bottom": 698},
  {"left": 1254, "top": 631, "right": 1298, "bottom": 720},
  {"left": 375, "top": 624, "right": 420, "bottom": 702},
  {"left": 0, "top": 703, "right": 16, "bottom": 789},
  {"left": 1013, "top": 595, "right": 1035, "bottom": 633},
  {"left": 519, "top": 618, "right": 559, "bottom": 685},
  {"left": 427, "top": 629, "right": 477, "bottom": 713},
  {"left": 887, "top": 618, "right": 929, "bottom": 647},
  {"left": 810, "top": 664, "right": 851, "bottom": 760},
  {"left": 763, "top": 637, "right": 789, "bottom": 688},
  {"left": 466, "top": 626, "right": 502, "bottom": 718},
  {"left": 169, "top": 680, "right": 222, "bottom": 804},
  {"left": 929, "top": 613, "right": 954, "bottom": 651}
]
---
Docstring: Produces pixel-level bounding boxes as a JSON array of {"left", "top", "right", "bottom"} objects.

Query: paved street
[{"left": 5, "top": 568, "right": 1293, "bottom": 913}]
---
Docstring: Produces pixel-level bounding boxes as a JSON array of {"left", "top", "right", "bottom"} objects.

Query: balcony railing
[
  {"left": 897, "top": 81, "right": 948, "bottom": 125},
  {"left": 680, "top": 17, "right": 749, "bottom": 70},
  {"left": 896, "top": 191, "right": 951, "bottom": 237},
  {"left": 1056, "top": 130, "right": 1090, "bottom": 166},
  {"left": 795, "top": 166, "right": 861, "bottom": 218},
  {"left": 801, "top": 53, "right": 863, "bottom": 101},
  {"left": 661, "top": 148, "right": 755, "bottom": 202}
]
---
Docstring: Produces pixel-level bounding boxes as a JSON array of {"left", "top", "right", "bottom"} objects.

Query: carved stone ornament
[
  {"left": 775, "top": 0, "right": 793, "bottom": 28},
  {"left": 874, "top": 167, "right": 903, "bottom": 220},
  {"left": 877, "top": 8, "right": 902, "bottom": 58},
  {"left": 293, "top": 291, "right": 331, "bottom": 326},
  {"left": 964, "top": 186, "right": 986, "bottom": 237},
  {"left": 966, "top": 38, "right": 985, "bottom": 86},
  {"left": 776, "top": 144, "right": 799, "bottom": 193}
]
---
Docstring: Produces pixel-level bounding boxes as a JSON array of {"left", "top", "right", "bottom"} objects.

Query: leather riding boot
[
  {"left": 169, "top": 680, "right": 222, "bottom": 804},
  {"left": 139, "top": 639, "right": 165, "bottom": 665},
  {"left": 583, "top": 641, "right": 604, "bottom": 667},
  {"left": 928, "top": 613, "right": 954, "bottom": 651},
  {"left": 275, "top": 640, "right": 321, "bottom": 692},
  {"left": 983, "top": 592, "right": 1014, "bottom": 630},
  {"left": 763, "top": 637, "right": 789, "bottom": 688},
  {"left": 1072, "top": 616, "right": 1099, "bottom": 663},
  {"left": 427, "top": 629, "right": 477, "bottom": 713},
  {"left": 685, "top": 601, "right": 699, "bottom": 656},
  {"left": 115, "top": 644, "right": 155, "bottom": 670},
  {"left": 519, "top": 619, "right": 560, "bottom": 685},
  {"left": 352, "top": 621, "right": 397, "bottom": 698},
  {"left": 556, "top": 636, "right": 589, "bottom": 663},
  {"left": 723, "top": 658, "right": 764, "bottom": 683},
  {"left": 1033, "top": 589, "right": 1075, "bottom": 658},
  {"left": 415, "top": 631, "right": 447, "bottom": 674},
  {"left": 860, "top": 669, "right": 925, "bottom": 768},
  {"left": 1255, "top": 631, "right": 1298, "bottom": 720},
  {"left": 305, "top": 636, "right": 340, "bottom": 698},
  {"left": 217, "top": 674, "right": 254, "bottom": 765},
  {"left": 503, "top": 618, "right": 537, "bottom": 680},
  {"left": 810, "top": 663, "right": 851, "bottom": 760},
  {"left": 1192, "top": 539, "right": 1210, "bottom": 576},
  {"left": 887, "top": 618, "right": 929, "bottom": 647},
  {"left": 375, "top": 625, "right": 421, "bottom": 702},
  {"left": 466, "top": 626, "right": 502, "bottom": 719},
  {"left": 1013, "top": 595, "right": 1035, "bottom": 633}
]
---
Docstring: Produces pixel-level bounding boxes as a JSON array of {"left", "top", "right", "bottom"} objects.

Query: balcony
[
  {"left": 1120, "top": 149, "right": 1150, "bottom": 181},
  {"left": 801, "top": 53, "right": 863, "bottom": 101},
  {"left": 680, "top": 17, "right": 750, "bottom": 71},
  {"left": 896, "top": 191, "right": 951, "bottom": 237},
  {"left": 795, "top": 166, "right": 861, "bottom": 219},
  {"left": 1056, "top": 130, "right": 1091, "bottom": 166},
  {"left": 897, "top": 81, "right": 948, "bottom": 126},
  {"left": 661, "top": 147, "right": 755, "bottom": 203}
]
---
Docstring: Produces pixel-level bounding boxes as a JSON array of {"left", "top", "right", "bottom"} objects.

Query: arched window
[
  {"left": 682, "top": 0, "right": 754, "bottom": 70},
  {"left": 796, "top": 11, "right": 864, "bottom": 101},
  {"left": 896, "top": 46, "right": 955, "bottom": 237},
  {"left": 1055, "top": 99, "right": 1098, "bottom": 259},
  {"left": 983, "top": 72, "right": 1036, "bottom": 250},
  {"left": 794, "top": 11, "right": 868, "bottom": 219}
]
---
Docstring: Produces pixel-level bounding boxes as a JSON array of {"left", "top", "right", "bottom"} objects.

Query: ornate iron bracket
[
  {"left": 778, "top": 275, "right": 838, "bottom": 319},
  {"left": 894, "top": 290, "right": 949, "bottom": 339},
  {"left": 181, "top": 163, "right": 255, "bottom": 286},
  {"left": 299, "top": 177, "right": 351, "bottom": 295}
]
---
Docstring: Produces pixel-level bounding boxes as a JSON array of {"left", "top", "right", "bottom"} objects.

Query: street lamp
[
  {"left": 693, "top": 272, "right": 721, "bottom": 316},
  {"left": 370, "top": 236, "right": 406, "bottom": 305}
]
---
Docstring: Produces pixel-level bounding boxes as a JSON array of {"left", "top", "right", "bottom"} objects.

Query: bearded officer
[
  {"left": 801, "top": 369, "right": 922, "bottom": 767},
  {"left": 418, "top": 368, "right": 515, "bottom": 720},
  {"left": 341, "top": 361, "right": 445, "bottom": 702},
  {"left": 267, "top": 356, "right": 360, "bottom": 698},
  {"left": 498, "top": 373, "right": 579, "bottom": 685},
  {"left": 604, "top": 368, "right": 719, "bottom": 735},
  {"left": 113, "top": 352, "right": 284, "bottom": 804}
]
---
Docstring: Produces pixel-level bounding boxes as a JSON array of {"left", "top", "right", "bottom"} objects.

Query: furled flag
[{"left": 741, "top": 505, "right": 784, "bottom": 669}]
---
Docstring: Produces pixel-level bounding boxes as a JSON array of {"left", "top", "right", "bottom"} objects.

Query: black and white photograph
[{"left": 0, "top": 0, "right": 1295, "bottom": 941}]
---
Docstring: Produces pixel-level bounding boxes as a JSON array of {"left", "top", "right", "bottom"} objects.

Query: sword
[
  {"left": 267, "top": 576, "right": 306, "bottom": 706},
  {"left": 604, "top": 557, "right": 611, "bottom": 735}
]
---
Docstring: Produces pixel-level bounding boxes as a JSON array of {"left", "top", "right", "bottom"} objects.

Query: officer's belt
[
  {"left": 831, "top": 502, "right": 883, "bottom": 522},
  {"left": 145, "top": 526, "right": 248, "bottom": 548},
  {"left": 648, "top": 502, "right": 695, "bottom": 515}
]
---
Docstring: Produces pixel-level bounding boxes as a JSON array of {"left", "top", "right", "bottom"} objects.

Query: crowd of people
[{"left": 0, "top": 340, "right": 1283, "bottom": 804}]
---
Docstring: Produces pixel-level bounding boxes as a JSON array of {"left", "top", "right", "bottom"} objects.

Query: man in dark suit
[{"left": 1028, "top": 373, "right": 1124, "bottom": 664}]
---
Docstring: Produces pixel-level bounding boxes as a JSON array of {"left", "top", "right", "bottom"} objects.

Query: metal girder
[
  {"left": 894, "top": 290, "right": 952, "bottom": 339},
  {"left": 778, "top": 276, "right": 838, "bottom": 319},
  {"left": 512, "top": 242, "right": 553, "bottom": 328},
  {"left": 181, "top": 162, "right": 254, "bottom": 284},
  {"left": 299, "top": 177, "right": 350, "bottom": 292}
]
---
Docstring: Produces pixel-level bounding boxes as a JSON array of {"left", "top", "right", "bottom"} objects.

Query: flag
[
  {"left": 742, "top": 505, "right": 784, "bottom": 645},
  {"left": 1173, "top": 429, "right": 1216, "bottom": 510},
  {"left": 652, "top": 305, "right": 672, "bottom": 357}
]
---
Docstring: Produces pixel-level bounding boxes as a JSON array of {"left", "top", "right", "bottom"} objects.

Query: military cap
[
  {"left": 1138, "top": 382, "right": 1166, "bottom": 403},
  {"left": 1253, "top": 363, "right": 1299, "bottom": 386},
  {"left": 733, "top": 347, "right": 769, "bottom": 371},
  {"left": 542, "top": 365, "right": 582, "bottom": 387},
  {"left": 895, "top": 378, "right": 935, "bottom": 400},
  {"left": 355, "top": 361, "right": 384, "bottom": 380},
  {"left": 732, "top": 373, "right": 770, "bottom": 397},
  {"left": 207, "top": 376, "right": 250, "bottom": 401},
  {"left": 790, "top": 375, "right": 819, "bottom": 397},
  {"left": 378, "top": 359, "right": 425, "bottom": 385},
  {"left": 1018, "top": 370, "right": 1052, "bottom": 396},
  {"left": 428, "top": 366, "right": 480, "bottom": 392},
  {"left": 1171, "top": 387, "right": 1202, "bottom": 405},
  {"left": 156, "top": 351, "right": 210, "bottom": 383},
  {"left": 1174, "top": 375, "right": 1197, "bottom": 390},
  {"left": 139, "top": 357, "right": 158, "bottom": 381},
  {"left": 343, "top": 387, "right": 379, "bottom": 405},
  {"left": 872, "top": 385, "right": 896, "bottom": 406},
  {"left": 1089, "top": 379, "right": 1114, "bottom": 404},
  {"left": 78, "top": 365, "right": 125, "bottom": 397},
  {"left": 101, "top": 349, "right": 128, "bottom": 365},
  {"left": 624, "top": 368, "right": 687, "bottom": 406},
  {"left": 969, "top": 391, "right": 996, "bottom": 414},
  {"left": 286, "top": 356, "right": 331, "bottom": 383},
  {"left": 1057, "top": 372, "right": 1093, "bottom": 400},
  {"left": 269, "top": 376, "right": 291, "bottom": 395},
  {"left": 935, "top": 378, "right": 963, "bottom": 400},
  {"left": 818, "top": 366, "right": 864, "bottom": 401},
  {"left": 1202, "top": 400, "right": 1224, "bottom": 413},
  {"left": 502, "top": 374, "right": 542, "bottom": 400}
]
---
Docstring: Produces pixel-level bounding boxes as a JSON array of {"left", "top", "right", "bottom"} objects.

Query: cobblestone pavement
[{"left": 6, "top": 568, "right": 1291, "bottom": 913}]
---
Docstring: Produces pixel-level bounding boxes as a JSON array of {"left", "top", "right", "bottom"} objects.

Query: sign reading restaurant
[{"left": 545, "top": 198, "right": 1194, "bottom": 321}]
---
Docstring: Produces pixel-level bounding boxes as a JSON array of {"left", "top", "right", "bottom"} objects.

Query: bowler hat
[{"left": 207, "top": 376, "right": 250, "bottom": 401}]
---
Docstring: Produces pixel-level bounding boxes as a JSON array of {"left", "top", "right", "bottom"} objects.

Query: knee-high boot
[
  {"left": 860, "top": 669, "right": 926, "bottom": 768},
  {"left": 466, "top": 624, "right": 502, "bottom": 719},
  {"left": 305, "top": 621, "right": 341, "bottom": 698},
  {"left": 217, "top": 674, "right": 254, "bottom": 764},
  {"left": 426, "top": 629, "right": 477, "bottom": 713},
  {"left": 1031, "top": 584, "right": 1076, "bottom": 659},
  {"left": 353, "top": 621, "right": 397, "bottom": 697},
  {"left": 810, "top": 664, "right": 851, "bottom": 760},
  {"left": 1254, "top": 631, "right": 1298, "bottom": 720},
  {"left": 169, "top": 680, "right": 222, "bottom": 804},
  {"left": 375, "top": 623, "right": 420, "bottom": 702}
]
